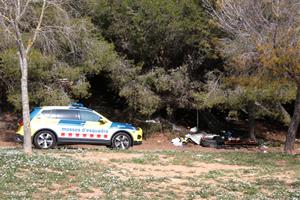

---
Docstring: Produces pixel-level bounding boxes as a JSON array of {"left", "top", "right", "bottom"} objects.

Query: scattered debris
[
  {"left": 171, "top": 138, "right": 181, "bottom": 146},
  {"left": 224, "top": 139, "right": 257, "bottom": 146},
  {"left": 172, "top": 131, "right": 219, "bottom": 146},
  {"left": 185, "top": 132, "right": 219, "bottom": 145},
  {"left": 145, "top": 119, "right": 160, "bottom": 124},
  {"left": 171, "top": 137, "right": 187, "bottom": 147},
  {"left": 185, "top": 133, "right": 203, "bottom": 145},
  {"left": 259, "top": 144, "right": 269, "bottom": 153},
  {"left": 189, "top": 127, "right": 198, "bottom": 133},
  {"left": 201, "top": 138, "right": 224, "bottom": 148},
  {"left": 171, "top": 129, "right": 258, "bottom": 149}
]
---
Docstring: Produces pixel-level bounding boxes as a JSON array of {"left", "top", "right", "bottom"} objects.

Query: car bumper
[
  {"left": 134, "top": 127, "right": 143, "bottom": 142},
  {"left": 15, "top": 134, "right": 24, "bottom": 143},
  {"left": 134, "top": 141, "right": 142, "bottom": 145}
]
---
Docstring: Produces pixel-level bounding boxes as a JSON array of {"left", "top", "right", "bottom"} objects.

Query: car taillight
[{"left": 18, "top": 119, "right": 23, "bottom": 126}]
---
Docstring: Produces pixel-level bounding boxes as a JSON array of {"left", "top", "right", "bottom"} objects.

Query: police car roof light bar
[{"left": 70, "top": 103, "right": 85, "bottom": 108}]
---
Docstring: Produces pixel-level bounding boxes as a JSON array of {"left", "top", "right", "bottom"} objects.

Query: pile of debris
[{"left": 172, "top": 128, "right": 257, "bottom": 148}]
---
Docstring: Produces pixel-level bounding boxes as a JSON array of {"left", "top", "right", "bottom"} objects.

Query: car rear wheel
[
  {"left": 34, "top": 130, "right": 56, "bottom": 149},
  {"left": 112, "top": 132, "right": 132, "bottom": 149}
]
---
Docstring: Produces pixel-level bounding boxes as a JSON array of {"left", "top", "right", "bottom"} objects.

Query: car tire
[
  {"left": 111, "top": 132, "right": 132, "bottom": 150},
  {"left": 34, "top": 130, "right": 57, "bottom": 149}
]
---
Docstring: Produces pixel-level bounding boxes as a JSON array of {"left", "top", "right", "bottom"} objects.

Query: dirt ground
[
  {"left": 47, "top": 146, "right": 299, "bottom": 199},
  {"left": 1, "top": 129, "right": 300, "bottom": 154},
  {"left": 0, "top": 130, "right": 18, "bottom": 147},
  {"left": 1, "top": 128, "right": 300, "bottom": 199},
  {"left": 67, "top": 150, "right": 251, "bottom": 182}
]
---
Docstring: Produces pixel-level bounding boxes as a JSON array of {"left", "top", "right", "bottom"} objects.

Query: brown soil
[
  {"left": 0, "top": 113, "right": 19, "bottom": 147},
  {"left": 0, "top": 130, "right": 19, "bottom": 147},
  {"left": 64, "top": 149, "right": 296, "bottom": 200},
  {"left": 70, "top": 150, "right": 250, "bottom": 181},
  {"left": 112, "top": 162, "right": 246, "bottom": 178}
]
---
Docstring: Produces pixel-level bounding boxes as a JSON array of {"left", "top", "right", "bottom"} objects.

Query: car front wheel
[
  {"left": 112, "top": 132, "right": 132, "bottom": 149},
  {"left": 34, "top": 130, "right": 56, "bottom": 149}
]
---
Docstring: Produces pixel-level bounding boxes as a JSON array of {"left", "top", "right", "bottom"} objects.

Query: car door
[
  {"left": 79, "top": 110, "right": 112, "bottom": 142},
  {"left": 55, "top": 109, "right": 83, "bottom": 141}
]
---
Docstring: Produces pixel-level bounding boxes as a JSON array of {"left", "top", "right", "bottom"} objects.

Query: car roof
[
  {"left": 41, "top": 106, "right": 93, "bottom": 111},
  {"left": 36, "top": 105, "right": 111, "bottom": 122}
]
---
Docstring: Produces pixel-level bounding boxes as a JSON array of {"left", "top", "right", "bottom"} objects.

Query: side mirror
[{"left": 99, "top": 119, "right": 107, "bottom": 124}]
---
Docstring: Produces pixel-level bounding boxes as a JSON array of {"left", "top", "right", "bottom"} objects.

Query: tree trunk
[
  {"left": 19, "top": 53, "right": 32, "bottom": 155},
  {"left": 284, "top": 85, "right": 300, "bottom": 154},
  {"left": 248, "top": 102, "right": 257, "bottom": 142}
]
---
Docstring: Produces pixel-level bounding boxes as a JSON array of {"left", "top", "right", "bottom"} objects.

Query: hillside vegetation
[{"left": 0, "top": 0, "right": 300, "bottom": 152}]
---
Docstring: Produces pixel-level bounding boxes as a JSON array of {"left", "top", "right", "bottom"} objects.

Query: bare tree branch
[
  {"left": 17, "top": 0, "right": 31, "bottom": 21},
  {"left": 26, "top": 0, "right": 46, "bottom": 54},
  {"left": 204, "top": 0, "right": 300, "bottom": 153},
  {"left": 0, "top": 0, "right": 84, "bottom": 154}
]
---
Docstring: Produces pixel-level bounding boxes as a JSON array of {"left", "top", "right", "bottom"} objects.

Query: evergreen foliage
[
  {"left": 0, "top": 0, "right": 299, "bottom": 151},
  {"left": 0, "top": 15, "right": 123, "bottom": 110},
  {"left": 87, "top": 0, "right": 219, "bottom": 117}
]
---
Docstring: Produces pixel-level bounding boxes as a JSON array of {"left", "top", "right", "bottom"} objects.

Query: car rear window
[
  {"left": 40, "top": 110, "right": 55, "bottom": 118},
  {"left": 41, "top": 109, "right": 79, "bottom": 120}
]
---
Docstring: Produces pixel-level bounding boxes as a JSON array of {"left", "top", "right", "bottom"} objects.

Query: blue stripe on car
[
  {"left": 58, "top": 120, "right": 86, "bottom": 126},
  {"left": 110, "top": 122, "right": 136, "bottom": 130},
  {"left": 30, "top": 107, "right": 41, "bottom": 120}
]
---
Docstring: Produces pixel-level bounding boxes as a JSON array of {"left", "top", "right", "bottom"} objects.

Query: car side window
[
  {"left": 40, "top": 110, "right": 55, "bottom": 119},
  {"left": 55, "top": 110, "right": 79, "bottom": 120},
  {"left": 80, "top": 111, "right": 101, "bottom": 122}
]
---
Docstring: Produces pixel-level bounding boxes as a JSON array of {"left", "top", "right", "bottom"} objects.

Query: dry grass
[{"left": 0, "top": 148, "right": 299, "bottom": 200}]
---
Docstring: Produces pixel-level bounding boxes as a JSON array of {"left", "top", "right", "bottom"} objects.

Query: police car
[{"left": 16, "top": 104, "right": 143, "bottom": 149}]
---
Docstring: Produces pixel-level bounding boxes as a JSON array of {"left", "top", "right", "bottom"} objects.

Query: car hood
[{"left": 110, "top": 122, "right": 136, "bottom": 130}]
